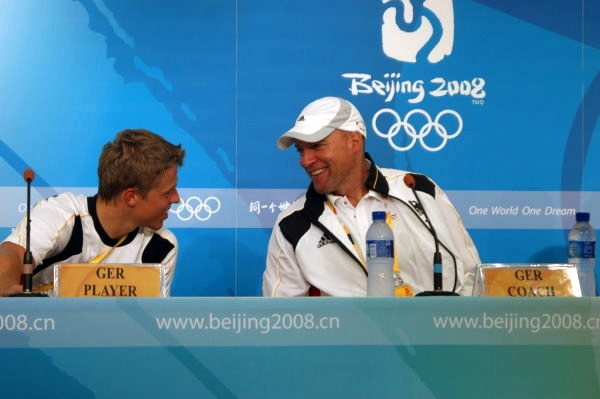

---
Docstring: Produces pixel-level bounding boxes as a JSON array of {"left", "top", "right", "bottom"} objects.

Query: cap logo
[{"left": 356, "top": 120, "right": 365, "bottom": 132}]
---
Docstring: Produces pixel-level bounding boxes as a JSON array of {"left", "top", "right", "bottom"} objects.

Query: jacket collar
[{"left": 364, "top": 152, "right": 389, "bottom": 196}]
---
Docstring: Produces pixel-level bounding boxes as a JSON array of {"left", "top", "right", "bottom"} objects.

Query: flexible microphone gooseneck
[
  {"left": 9, "top": 169, "right": 48, "bottom": 297},
  {"left": 403, "top": 173, "right": 458, "bottom": 296}
]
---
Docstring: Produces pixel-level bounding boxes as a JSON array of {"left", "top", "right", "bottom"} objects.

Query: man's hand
[
  {"left": 0, "top": 241, "right": 27, "bottom": 296},
  {"left": 0, "top": 283, "right": 25, "bottom": 297}
]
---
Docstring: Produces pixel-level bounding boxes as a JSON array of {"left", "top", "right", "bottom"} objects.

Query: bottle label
[
  {"left": 568, "top": 241, "right": 596, "bottom": 258},
  {"left": 366, "top": 239, "right": 394, "bottom": 258}
]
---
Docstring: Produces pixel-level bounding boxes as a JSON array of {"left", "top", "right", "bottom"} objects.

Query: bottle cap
[
  {"left": 372, "top": 211, "right": 387, "bottom": 221},
  {"left": 576, "top": 212, "right": 590, "bottom": 222}
]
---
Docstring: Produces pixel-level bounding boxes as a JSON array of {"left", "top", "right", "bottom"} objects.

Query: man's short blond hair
[{"left": 97, "top": 129, "right": 185, "bottom": 201}]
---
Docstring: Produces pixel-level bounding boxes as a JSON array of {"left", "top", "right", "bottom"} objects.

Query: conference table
[{"left": 1, "top": 296, "right": 598, "bottom": 398}]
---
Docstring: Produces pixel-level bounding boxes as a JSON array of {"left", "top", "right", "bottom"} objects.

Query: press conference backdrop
[{"left": 0, "top": 1, "right": 598, "bottom": 296}]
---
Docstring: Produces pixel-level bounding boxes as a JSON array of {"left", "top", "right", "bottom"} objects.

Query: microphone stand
[
  {"left": 9, "top": 169, "right": 48, "bottom": 297},
  {"left": 404, "top": 174, "right": 458, "bottom": 297}
]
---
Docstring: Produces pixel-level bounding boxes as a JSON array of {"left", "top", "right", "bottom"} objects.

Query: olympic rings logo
[
  {"left": 372, "top": 108, "right": 463, "bottom": 152},
  {"left": 170, "top": 196, "right": 221, "bottom": 221}
]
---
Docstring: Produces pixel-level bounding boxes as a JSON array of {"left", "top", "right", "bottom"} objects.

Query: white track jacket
[{"left": 263, "top": 154, "right": 481, "bottom": 297}]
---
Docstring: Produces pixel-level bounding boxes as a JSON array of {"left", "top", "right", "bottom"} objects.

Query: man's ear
[
  {"left": 123, "top": 188, "right": 138, "bottom": 206},
  {"left": 351, "top": 130, "right": 365, "bottom": 153}
]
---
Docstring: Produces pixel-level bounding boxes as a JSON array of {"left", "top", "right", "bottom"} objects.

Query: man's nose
[
  {"left": 299, "top": 149, "right": 315, "bottom": 168},
  {"left": 171, "top": 189, "right": 181, "bottom": 204}
]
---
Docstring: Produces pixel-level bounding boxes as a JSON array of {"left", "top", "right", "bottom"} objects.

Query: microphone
[
  {"left": 9, "top": 169, "right": 48, "bottom": 297},
  {"left": 403, "top": 173, "right": 458, "bottom": 296}
]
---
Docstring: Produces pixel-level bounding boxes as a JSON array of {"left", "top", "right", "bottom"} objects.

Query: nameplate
[
  {"left": 54, "top": 263, "right": 165, "bottom": 297},
  {"left": 473, "top": 263, "right": 581, "bottom": 297}
]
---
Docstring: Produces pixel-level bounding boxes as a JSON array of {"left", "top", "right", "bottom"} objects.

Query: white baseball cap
[{"left": 277, "top": 96, "right": 366, "bottom": 149}]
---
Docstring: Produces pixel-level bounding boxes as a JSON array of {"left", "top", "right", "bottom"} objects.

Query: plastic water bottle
[
  {"left": 568, "top": 212, "right": 596, "bottom": 296},
  {"left": 366, "top": 211, "right": 395, "bottom": 297}
]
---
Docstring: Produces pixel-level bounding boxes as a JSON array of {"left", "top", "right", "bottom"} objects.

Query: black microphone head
[
  {"left": 23, "top": 168, "right": 35, "bottom": 183},
  {"left": 403, "top": 173, "right": 416, "bottom": 188}
]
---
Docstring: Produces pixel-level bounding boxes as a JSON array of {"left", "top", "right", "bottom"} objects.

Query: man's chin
[
  {"left": 144, "top": 221, "right": 164, "bottom": 231},
  {"left": 311, "top": 183, "right": 329, "bottom": 195}
]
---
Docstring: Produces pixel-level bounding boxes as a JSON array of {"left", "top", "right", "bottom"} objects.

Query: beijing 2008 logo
[
  {"left": 371, "top": 0, "right": 473, "bottom": 152},
  {"left": 340, "top": 1, "right": 483, "bottom": 152}
]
